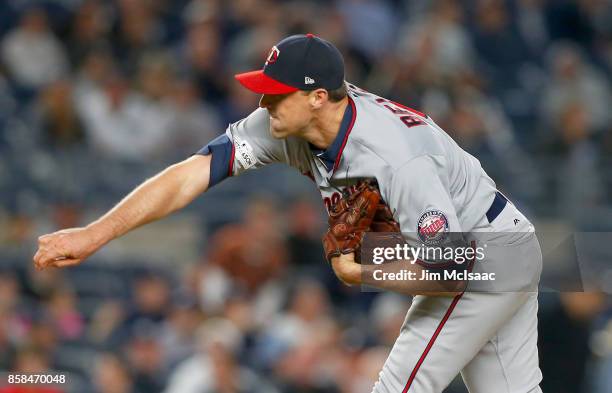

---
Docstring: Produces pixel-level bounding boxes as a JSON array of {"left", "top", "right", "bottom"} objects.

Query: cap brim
[{"left": 234, "top": 70, "right": 299, "bottom": 94}]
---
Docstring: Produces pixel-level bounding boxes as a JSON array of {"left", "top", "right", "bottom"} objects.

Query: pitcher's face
[{"left": 259, "top": 91, "right": 313, "bottom": 139}]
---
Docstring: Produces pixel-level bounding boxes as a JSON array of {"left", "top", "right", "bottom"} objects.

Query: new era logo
[{"left": 305, "top": 76, "right": 315, "bottom": 84}]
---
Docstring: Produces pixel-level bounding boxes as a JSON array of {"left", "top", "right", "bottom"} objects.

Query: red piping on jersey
[
  {"left": 402, "top": 241, "right": 476, "bottom": 392},
  {"left": 332, "top": 96, "right": 357, "bottom": 173},
  {"left": 389, "top": 99, "right": 426, "bottom": 118},
  {"left": 228, "top": 141, "right": 235, "bottom": 177},
  {"left": 402, "top": 293, "right": 463, "bottom": 393}
]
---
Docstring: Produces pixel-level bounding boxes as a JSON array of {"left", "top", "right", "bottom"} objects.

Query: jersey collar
[{"left": 310, "top": 96, "right": 356, "bottom": 173}]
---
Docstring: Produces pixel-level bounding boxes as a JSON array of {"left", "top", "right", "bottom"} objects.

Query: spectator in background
[
  {"left": 540, "top": 42, "right": 611, "bottom": 135},
  {"left": 11, "top": 346, "right": 50, "bottom": 373},
  {"left": 397, "top": 0, "right": 475, "bottom": 80},
  {"left": 26, "top": 320, "right": 58, "bottom": 363},
  {"left": 93, "top": 353, "right": 135, "bottom": 393},
  {"left": 158, "top": 298, "right": 203, "bottom": 370},
  {"left": 45, "top": 287, "right": 84, "bottom": 341},
  {"left": 0, "top": 211, "right": 35, "bottom": 251},
  {"left": 87, "top": 300, "right": 126, "bottom": 347},
  {"left": 369, "top": 293, "right": 411, "bottom": 348},
  {"left": 470, "top": 0, "right": 531, "bottom": 92},
  {"left": 506, "top": 0, "right": 551, "bottom": 120},
  {"left": 369, "top": 0, "right": 477, "bottom": 110},
  {"left": 338, "top": 0, "right": 397, "bottom": 60},
  {"left": 515, "top": 0, "right": 549, "bottom": 60},
  {"left": 195, "top": 261, "right": 234, "bottom": 316},
  {"left": 1, "top": 6, "right": 69, "bottom": 91},
  {"left": 218, "top": 70, "right": 264, "bottom": 125},
  {"left": 257, "top": 279, "right": 340, "bottom": 392},
  {"left": 551, "top": 102, "right": 604, "bottom": 224},
  {"left": 0, "top": 69, "right": 17, "bottom": 119},
  {"left": 76, "top": 70, "right": 172, "bottom": 161},
  {"left": 225, "top": 0, "right": 284, "bottom": 75},
  {"left": 167, "top": 77, "right": 222, "bottom": 159},
  {"left": 34, "top": 80, "right": 85, "bottom": 147},
  {"left": 222, "top": 295, "right": 257, "bottom": 343},
  {"left": 4, "top": 346, "right": 65, "bottom": 393},
  {"left": 544, "top": 0, "right": 596, "bottom": 44},
  {"left": 577, "top": 0, "right": 612, "bottom": 40},
  {"left": 207, "top": 0, "right": 284, "bottom": 124},
  {"left": 137, "top": 52, "right": 175, "bottom": 103},
  {"left": 0, "top": 309, "right": 16, "bottom": 372},
  {"left": 126, "top": 332, "right": 166, "bottom": 393},
  {"left": 67, "top": 0, "right": 112, "bottom": 66},
  {"left": 134, "top": 52, "right": 178, "bottom": 158},
  {"left": 539, "top": 292, "right": 607, "bottom": 393},
  {"left": 0, "top": 273, "right": 22, "bottom": 314},
  {"left": 112, "top": 0, "right": 165, "bottom": 73},
  {"left": 340, "top": 346, "right": 389, "bottom": 393},
  {"left": 179, "top": 2, "right": 228, "bottom": 105},
  {"left": 73, "top": 48, "right": 116, "bottom": 102},
  {"left": 165, "top": 317, "right": 275, "bottom": 393},
  {"left": 264, "top": 279, "right": 332, "bottom": 350},
  {"left": 0, "top": 273, "right": 22, "bottom": 370},
  {"left": 286, "top": 198, "right": 326, "bottom": 267},
  {"left": 207, "top": 197, "right": 288, "bottom": 294},
  {"left": 126, "top": 273, "right": 171, "bottom": 328}
]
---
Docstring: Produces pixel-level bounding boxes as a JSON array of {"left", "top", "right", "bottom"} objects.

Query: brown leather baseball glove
[
  {"left": 371, "top": 201, "right": 401, "bottom": 233},
  {"left": 322, "top": 182, "right": 401, "bottom": 262}
]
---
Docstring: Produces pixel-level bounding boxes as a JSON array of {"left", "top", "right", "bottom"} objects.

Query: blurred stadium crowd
[{"left": 0, "top": 0, "right": 611, "bottom": 392}]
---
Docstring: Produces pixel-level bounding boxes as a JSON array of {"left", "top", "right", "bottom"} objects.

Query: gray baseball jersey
[
  {"left": 199, "top": 83, "right": 498, "bottom": 247},
  {"left": 196, "top": 83, "right": 542, "bottom": 392}
]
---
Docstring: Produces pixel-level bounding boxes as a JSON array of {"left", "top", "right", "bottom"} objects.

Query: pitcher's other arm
[{"left": 331, "top": 253, "right": 466, "bottom": 297}]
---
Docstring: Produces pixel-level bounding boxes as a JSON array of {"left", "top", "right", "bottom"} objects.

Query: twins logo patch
[{"left": 417, "top": 210, "right": 449, "bottom": 245}]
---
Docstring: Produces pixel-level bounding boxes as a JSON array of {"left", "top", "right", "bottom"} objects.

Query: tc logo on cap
[{"left": 265, "top": 46, "right": 279, "bottom": 65}]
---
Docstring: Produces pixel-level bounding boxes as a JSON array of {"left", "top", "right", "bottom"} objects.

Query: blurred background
[{"left": 0, "top": 0, "right": 611, "bottom": 392}]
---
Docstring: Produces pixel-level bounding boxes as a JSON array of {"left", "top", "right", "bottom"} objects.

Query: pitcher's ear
[{"left": 309, "top": 88, "right": 328, "bottom": 108}]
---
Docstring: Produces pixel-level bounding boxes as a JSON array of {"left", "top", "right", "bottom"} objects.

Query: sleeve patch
[
  {"left": 234, "top": 135, "right": 257, "bottom": 170},
  {"left": 417, "top": 210, "right": 449, "bottom": 245}
]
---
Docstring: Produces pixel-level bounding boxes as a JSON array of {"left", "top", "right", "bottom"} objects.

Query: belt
[{"left": 486, "top": 191, "right": 508, "bottom": 223}]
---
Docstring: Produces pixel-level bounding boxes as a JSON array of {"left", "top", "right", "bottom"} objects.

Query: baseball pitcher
[{"left": 34, "top": 34, "right": 543, "bottom": 393}]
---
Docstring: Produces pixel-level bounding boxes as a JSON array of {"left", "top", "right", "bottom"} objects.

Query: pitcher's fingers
[
  {"left": 33, "top": 251, "right": 52, "bottom": 270},
  {"left": 33, "top": 249, "right": 43, "bottom": 265},
  {"left": 52, "top": 258, "right": 82, "bottom": 268}
]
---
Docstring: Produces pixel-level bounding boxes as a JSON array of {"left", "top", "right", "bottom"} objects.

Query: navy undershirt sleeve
[{"left": 195, "top": 134, "right": 234, "bottom": 187}]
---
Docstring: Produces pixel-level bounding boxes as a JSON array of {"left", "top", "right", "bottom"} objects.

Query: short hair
[
  {"left": 302, "top": 83, "right": 347, "bottom": 102},
  {"left": 326, "top": 82, "right": 347, "bottom": 102}
]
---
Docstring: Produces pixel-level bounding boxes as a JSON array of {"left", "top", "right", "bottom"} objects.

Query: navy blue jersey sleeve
[{"left": 195, "top": 133, "right": 234, "bottom": 188}]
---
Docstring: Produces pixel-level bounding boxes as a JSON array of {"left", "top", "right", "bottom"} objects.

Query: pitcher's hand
[
  {"left": 33, "top": 227, "right": 103, "bottom": 270},
  {"left": 330, "top": 252, "right": 360, "bottom": 286}
]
